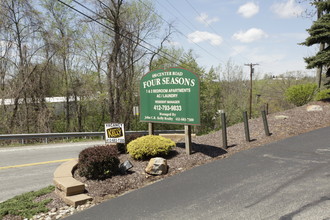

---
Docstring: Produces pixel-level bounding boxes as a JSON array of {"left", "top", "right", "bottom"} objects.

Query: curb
[{"left": 53, "top": 159, "right": 92, "bottom": 207}]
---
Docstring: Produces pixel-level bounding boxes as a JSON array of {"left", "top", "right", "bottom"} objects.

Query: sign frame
[
  {"left": 105, "top": 123, "right": 125, "bottom": 144},
  {"left": 139, "top": 67, "right": 200, "bottom": 125}
]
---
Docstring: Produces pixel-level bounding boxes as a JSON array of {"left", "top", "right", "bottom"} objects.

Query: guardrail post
[
  {"left": 261, "top": 110, "right": 271, "bottom": 136},
  {"left": 243, "top": 111, "right": 251, "bottom": 142},
  {"left": 221, "top": 113, "right": 228, "bottom": 149}
]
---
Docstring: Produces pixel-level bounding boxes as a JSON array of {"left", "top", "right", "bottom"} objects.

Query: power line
[
  {"left": 161, "top": 0, "right": 199, "bottom": 31},
  {"left": 183, "top": 0, "right": 252, "bottom": 64},
  {"left": 139, "top": 0, "right": 223, "bottom": 63},
  {"left": 71, "top": 0, "right": 177, "bottom": 61},
  {"left": 56, "top": 0, "right": 185, "bottom": 68},
  {"left": 161, "top": 0, "right": 224, "bottom": 62}
]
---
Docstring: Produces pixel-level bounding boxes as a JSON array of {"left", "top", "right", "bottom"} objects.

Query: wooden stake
[{"left": 185, "top": 125, "right": 192, "bottom": 155}]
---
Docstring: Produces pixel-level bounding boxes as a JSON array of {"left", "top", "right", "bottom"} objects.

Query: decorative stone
[
  {"left": 274, "top": 115, "right": 289, "bottom": 120},
  {"left": 145, "top": 157, "right": 168, "bottom": 175},
  {"left": 306, "top": 105, "right": 323, "bottom": 112}
]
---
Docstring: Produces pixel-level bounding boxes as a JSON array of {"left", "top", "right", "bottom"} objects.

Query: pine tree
[{"left": 301, "top": 0, "right": 330, "bottom": 88}]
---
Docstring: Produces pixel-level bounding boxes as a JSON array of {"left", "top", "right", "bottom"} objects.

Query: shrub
[
  {"left": 0, "top": 186, "right": 54, "bottom": 219},
  {"left": 78, "top": 145, "right": 120, "bottom": 180},
  {"left": 284, "top": 83, "right": 317, "bottom": 106},
  {"left": 127, "top": 135, "right": 175, "bottom": 160},
  {"left": 315, "top": 89, "right": 330, "bottom": 101},
  {"left": 116, "top": 133, "right": 144, "bottom": 154}
]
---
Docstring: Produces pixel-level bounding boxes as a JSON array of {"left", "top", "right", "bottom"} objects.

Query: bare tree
[
  {"left": 0, "top": 0, "right": 48, "bottom": 133},
  {"left": 41, "top": 0, "right": 83, "bottom": 131},
  {"left": 95, "top": 0, "right": 166, "bottom": 129}
]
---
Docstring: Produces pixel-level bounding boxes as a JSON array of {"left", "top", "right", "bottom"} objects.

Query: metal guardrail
[{"left": 0, "top": 130, "right": 184, "bottom": 144}]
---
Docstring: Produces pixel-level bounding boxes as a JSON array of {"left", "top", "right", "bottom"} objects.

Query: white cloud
[
  {"left": 196, "top": 13, "right": 219, "bottom": 26},
  {"left": 188, "top": 31, "right": 223, "bottom": 45},
  {"left": 230, "top": 45, "right": 247, "bottom": 56},
  {"left": 237, "top": 2, "right": 259, "bottom": 18},
  {"left": 232, "top": 28, "right": 268, "bottom": 43},
  {"left": 271, "top": 0, "right": 303, "bottom": 18}
]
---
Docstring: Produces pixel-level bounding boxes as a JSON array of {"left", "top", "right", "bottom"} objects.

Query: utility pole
[{"left": 245, "top": 63, "right": 259, "bottom": 119}]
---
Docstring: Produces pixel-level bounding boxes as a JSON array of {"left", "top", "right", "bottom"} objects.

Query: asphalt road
[
  {"left": 66, "top": 126, "right": 330, "bottom": 220},
  {"left": 0, "top": 141, "right": 104, "bottom": 202}
]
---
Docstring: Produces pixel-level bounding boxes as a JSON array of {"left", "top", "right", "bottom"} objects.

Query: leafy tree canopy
[{"left": 301, "top": 0, "right": 330, "bottom": 87}]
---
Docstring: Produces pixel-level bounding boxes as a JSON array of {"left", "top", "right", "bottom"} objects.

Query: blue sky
[{"left": 154, "top": 0, "right": 317, "bottom": 77}]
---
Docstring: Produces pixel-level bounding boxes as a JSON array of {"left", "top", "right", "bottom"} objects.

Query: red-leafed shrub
[{"left": 78, "top": 145, "right": 120, "bottom": 180}]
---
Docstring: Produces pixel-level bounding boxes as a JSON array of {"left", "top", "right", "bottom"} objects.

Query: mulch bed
[{"left": 74, "top": 101, "right": 330, "bottom": 204}]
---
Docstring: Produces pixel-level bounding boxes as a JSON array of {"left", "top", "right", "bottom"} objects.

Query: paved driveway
[{"left": 65, "top": 126, "right": 330, "bottom": 220}]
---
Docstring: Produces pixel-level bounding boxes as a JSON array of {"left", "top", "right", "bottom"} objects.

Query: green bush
[
  {"left": 117, "top": 133, "right": 144, "bottom": 154},
  {"left": 78, "top": 145, "right": 120, "bottom": 180},
  {"left": 127, "top": 135, "right": 175, "bottom": 160},
  {"left": 284, "top": 83, "right": 317, "bottom": 106},
  {"left": 315, "top": 89, "right": 330, "bottom": 101}
]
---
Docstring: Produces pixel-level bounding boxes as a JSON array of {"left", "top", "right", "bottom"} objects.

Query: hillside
[{"left": 4, "top": 101, "right": 330, "bottom": 220}]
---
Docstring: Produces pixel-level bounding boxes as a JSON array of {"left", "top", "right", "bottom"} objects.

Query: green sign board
[{"left": 140, "top": 67, "right": 200, "bottom": 125}]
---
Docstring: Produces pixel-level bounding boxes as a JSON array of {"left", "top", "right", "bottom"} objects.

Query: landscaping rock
[
  {"left": 274, "top": 115, "right": 289, "bottom": 120},
  {"left": 306, "top": 105, "right": 323, "bottom": 112},
  {"left": 145, "top": 157, "right": 168, "bottom": 175}
]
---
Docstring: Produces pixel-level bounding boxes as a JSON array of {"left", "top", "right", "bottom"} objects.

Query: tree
[
  {"left": 0, "top": 0, "right": 50, "bottom": 133},
  {"left": 219, "top": 60, "right": 249, "bottom": 126},
  {"left": 199, "top": 66, "right": 221, "bottom": 134},
  {"left": 41, "top": 0, "right": 84, "bottom": 131},
  {"left": 96, "top": 0, "right": 166, "bottom": 129},
  {"left": 149, "top": 47, "right": 184, "bottom": 70},
  {"left": 301, "top": 0, "right": 330, "bottom": 88}
]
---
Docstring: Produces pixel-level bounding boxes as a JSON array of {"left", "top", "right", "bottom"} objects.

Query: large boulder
[{"left": 145, "top": 157, "right": 168, "bottom": 175}]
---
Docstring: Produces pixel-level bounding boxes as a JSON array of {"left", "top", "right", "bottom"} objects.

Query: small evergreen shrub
[
  {"left": 127, "top": 135, "right": 175, "bottom": 160},
  {"left": 117, "top": 133, "right": 144, "bottom": 154},
  {"left": 315, "top": 89, "right": 330, "bottom": 101},
  {"left": 284, "top": 83, "right": 317, "bottom": 106},
  {"left": 0, "top": 186, "right": 54, "bottom": 219},
  {"left": 78, "top": 145, "right": 120, "bottom": 180}
]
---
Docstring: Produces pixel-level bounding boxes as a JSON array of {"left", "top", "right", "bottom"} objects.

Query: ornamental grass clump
[
  {"left": 127, "top": 135, "right": 175, "bottom": 160},
  {"left": 78, "top": 145, "right": 120, "bottom": 180}
]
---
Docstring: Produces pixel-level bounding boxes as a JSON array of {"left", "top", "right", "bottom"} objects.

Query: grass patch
[{"left": 0, "top": 185, "right": 55, "bottom": 219}]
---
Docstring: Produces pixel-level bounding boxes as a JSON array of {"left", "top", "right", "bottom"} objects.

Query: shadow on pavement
[{"left": 176, "top": 142, "right": 227, "bottom": 158}]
